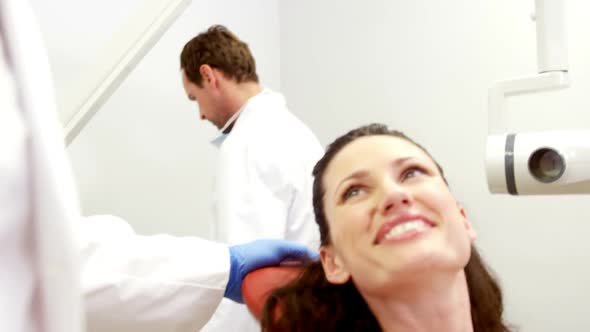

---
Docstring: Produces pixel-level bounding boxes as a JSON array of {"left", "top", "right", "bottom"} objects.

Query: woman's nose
[{"left": 379, "top": 180, "right": 411, "bottom": 215}]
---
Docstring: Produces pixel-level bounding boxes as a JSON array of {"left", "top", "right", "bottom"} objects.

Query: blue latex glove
[{"left": 224, "top": 239, "right": 319, "bottom": 303}]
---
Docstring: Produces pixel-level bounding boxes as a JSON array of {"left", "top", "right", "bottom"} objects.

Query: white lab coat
[
  {"left": 1, "top": 1, "right": 231, "bottom": 331},
  {"left": 80, "top": 215, "right": 230, "bottom": 332},
  {"left": 201, "top": 89, "right": 323, "bottom": 331},
  {"left": 1, "top": 1, "right": 84, "bottom": 331}
]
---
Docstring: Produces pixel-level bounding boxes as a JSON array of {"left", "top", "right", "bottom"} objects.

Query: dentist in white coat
[
  {"left": 0, "top": 1, "right": 318, "bottom": 332},
  {"left": 180, "top": 25, "right": 324, "bottom": 331}
]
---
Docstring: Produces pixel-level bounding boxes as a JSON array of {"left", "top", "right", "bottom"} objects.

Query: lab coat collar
[
  {"left": 210, "top": 108, "right": 240, "bottom": 149},
  {"left": 210, "top": 88, "right": 271, "bottom": 148}
]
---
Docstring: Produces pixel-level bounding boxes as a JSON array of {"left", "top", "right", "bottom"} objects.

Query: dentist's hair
[
  {"left": 180, "top": 24, "right": 258, "bottom": 87},
  {"left": 262, "top": 124, "right": 513, "bottom": 332}
]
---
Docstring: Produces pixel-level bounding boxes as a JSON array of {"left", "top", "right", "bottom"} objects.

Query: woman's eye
[
  {"left": 342, "top": 186, "right": 363, "bottom": 201},
  {"left": 403, "top": 167, "right": 426, "bottom": 180}
]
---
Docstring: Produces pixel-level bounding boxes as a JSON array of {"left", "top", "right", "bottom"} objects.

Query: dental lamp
[{"left": 485, "top": 0, "right": 590, "bottom": 195}]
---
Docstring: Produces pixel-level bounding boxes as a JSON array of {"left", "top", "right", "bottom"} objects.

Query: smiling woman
[{"left": 261, "top": 124, "right": 514, "bottom": 332}]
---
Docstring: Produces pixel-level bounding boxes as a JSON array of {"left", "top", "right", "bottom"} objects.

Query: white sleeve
[
  {"left": 214, "top": 143, "right": 292, "bottom": 245},
  {"left": 79, "top": 215, "right": 230, "bottom": 332}
]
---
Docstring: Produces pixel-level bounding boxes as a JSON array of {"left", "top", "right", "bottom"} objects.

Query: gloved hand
[{"left": 223, "top": 239, "right": 319, "bottom": 303}]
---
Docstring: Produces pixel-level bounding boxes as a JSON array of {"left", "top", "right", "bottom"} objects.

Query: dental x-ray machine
[{"left": 486, "top": 0, "right": 590, "bottom": 195}]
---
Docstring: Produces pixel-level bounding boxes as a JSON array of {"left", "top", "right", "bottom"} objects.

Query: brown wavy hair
[
  {"left": 261, "top": 123, "right": 513, "bottom": 332},
  {"left": 180, "top": 24, "right": 258, "bottom": 86}
]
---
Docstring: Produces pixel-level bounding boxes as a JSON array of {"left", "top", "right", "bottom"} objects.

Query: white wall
[
  {"left": 280, "top": 1, "right": 590, "bottom": 331},
  {"left": 30, "top": 0, "right": 281, "bottom": 237}
]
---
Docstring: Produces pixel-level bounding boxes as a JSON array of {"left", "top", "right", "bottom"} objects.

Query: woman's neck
[{"left": 363, "top": 271, "right": 473, "bottom": 332}]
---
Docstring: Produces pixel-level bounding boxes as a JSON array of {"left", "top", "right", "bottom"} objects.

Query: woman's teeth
[{"left": 384, "top": 220, "right": 428, "bottom": 240}]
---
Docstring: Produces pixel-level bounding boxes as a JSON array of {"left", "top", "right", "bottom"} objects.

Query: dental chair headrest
[{"left": 241, "top": 266, "right": 304, "bottom": 321}]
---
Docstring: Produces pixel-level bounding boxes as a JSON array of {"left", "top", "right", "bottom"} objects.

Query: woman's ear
[
  {"left": 459, "top": 205, "right": 477, "bottom": 242},
  {"left": 320, "top": 246, "right": 351, "bottom": 284}
]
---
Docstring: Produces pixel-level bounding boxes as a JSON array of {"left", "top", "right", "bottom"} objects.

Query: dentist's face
[
  {"left": 181, "top": 70, "right": 225, "bottom": 129},
  {"left": 319, "top": 135, "right": 475, "bottom": 295}
]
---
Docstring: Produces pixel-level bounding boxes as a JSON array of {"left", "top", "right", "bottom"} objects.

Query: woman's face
[{"left": 319, "top": 135, "right": 476, "bottom": 295}]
